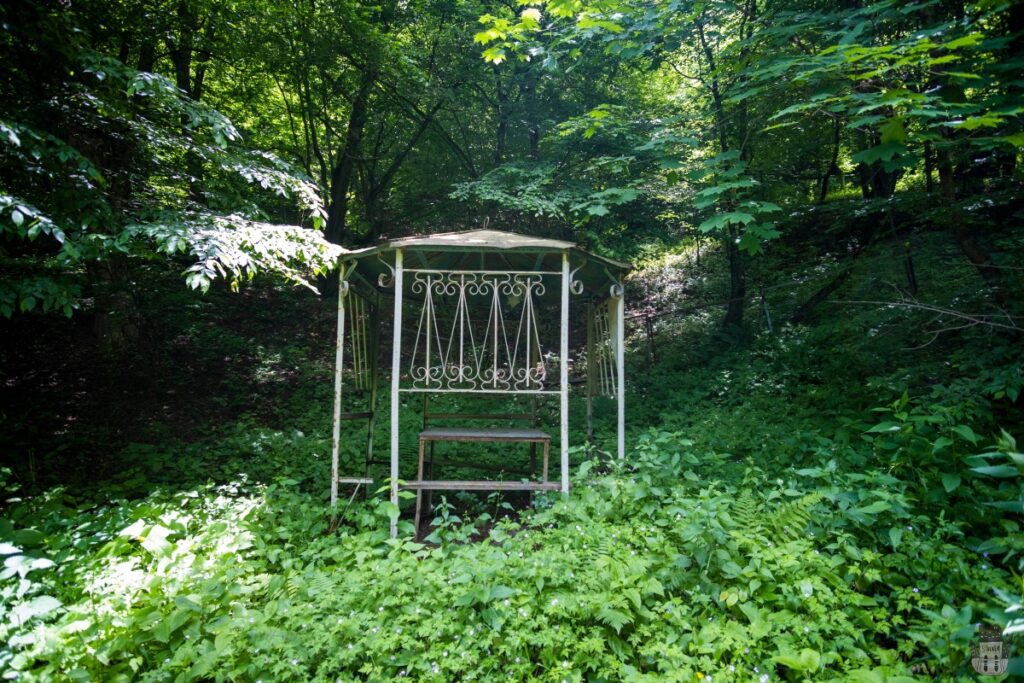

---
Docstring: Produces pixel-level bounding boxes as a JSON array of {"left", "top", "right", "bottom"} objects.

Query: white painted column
[
  {"left": 330, "top": 274, "right": 348, "bottom": 507},
  {"left": 615, "top": 288, "right": 625, "bottom": 460},
  {"left": 560, "top": 252, "right": 570, "bottom": 494},
  {"left": 389, "top": 249, "right": 404, "bottom": 537}
]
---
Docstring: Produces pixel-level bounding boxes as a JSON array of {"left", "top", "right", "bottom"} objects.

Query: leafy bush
[{"left": 1, "top": 420, "right": 1015, "bottom": 681}]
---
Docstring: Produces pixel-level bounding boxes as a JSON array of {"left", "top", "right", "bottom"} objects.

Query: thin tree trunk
[
  {"left": 697, "top": 18, "right": 746, "bottom": 329},
  {"left": 937, "top": 146, "right": 1008, "bottom": 307},
  {"left": 494, "top": 72, "right": 508, "bottom": 165},
  {"left": 326, "top": 71, "right": 374, "bottom": 245},
  {"left": 89, "top": 257, "right": 140, "bottom": 347},
  {"left": 362, "top": 99, "right": 444, "bottom": 239},
  {"left": 924, "top": 140, "right": 934, "bottom": 194},
  {"left": 137, "top": 40, "right": 156, "bottom": 72},
  {"left": 166, "top": 1, "right": 207, "bottom": 204},
  {"left": 299, "top": 69, "right": 329, "bottom": 192},
  {"left": 790, "top": 264, "right": 856, "bottom": 325},
  {"left": 818, "top": 117, "right": 841, "bottom": 203},
  {"left": 723, "top": 232, "right": 746, "bottom": 328},
  {"left": 517, "top": 65, "right": 541, "bottom": 160}
]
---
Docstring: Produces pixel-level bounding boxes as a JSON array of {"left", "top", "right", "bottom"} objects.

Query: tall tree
[{"left": 0, "top": 0, "right": 336, "bottom": 340}]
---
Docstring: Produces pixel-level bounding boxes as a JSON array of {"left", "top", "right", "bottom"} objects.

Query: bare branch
[{"left": 834, "top": 299, "right": 1022, "bottom": 332}]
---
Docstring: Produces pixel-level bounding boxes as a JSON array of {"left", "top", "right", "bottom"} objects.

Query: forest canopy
[{"left": 2, "top": 0, "right": 1020, "bottom": 334}]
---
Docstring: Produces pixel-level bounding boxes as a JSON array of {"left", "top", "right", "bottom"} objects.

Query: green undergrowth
[
  {"left": 2, "top": 227, "right": 1023, "bottom": 681},
  {"left": 1, "top": 391, "right": 1022, "bottom": 681}
]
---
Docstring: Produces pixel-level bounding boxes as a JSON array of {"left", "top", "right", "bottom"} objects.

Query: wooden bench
[{"left": 410, "top": 427, "right": 554, "bottom": 532}]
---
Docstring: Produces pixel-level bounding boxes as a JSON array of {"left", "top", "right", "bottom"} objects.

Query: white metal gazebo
[{"left": 328, "top": 229, "right": 630, "bottom": 536}]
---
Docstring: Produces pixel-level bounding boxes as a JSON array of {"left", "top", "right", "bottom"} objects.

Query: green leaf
[
  {"left": 382, "top": 502, "right": 401, "bottom": 525},
  {"left": 737, "top": 231, "right": 765, "bottom": 255},
  {"left": 596, "top": 606, "right": 632, "bottom": 633},
  {"left": 12, "top": 528, "right": 45, "bottom": 547},
  {"left": 851, "top": 142, "right": 907, "bottom": 165},
  {"left": 944, "top": 33, "right": 983, "bottom": 50},
  {"left": 970, "top": 465, "right": 1018, "bottom": 478},
  {"left": 848, "top": 115, "right": 886, "bottom": 129},
  {"left": 941, "top": 473, "right": 961, "bottom": 492},
  {"left": 482, "top": 46, "right": 507, "bottom": 64},
  {"left": 12, "top": 595, "right": 62, "bottom": 623},
  {"left": 880, "top": 117, "right": 907, "bottom": 144},
  {"left": 488, "top": 585, "right": 516, "bottom": 601},
  {"left": 888, "top": 526, "right": 902, "bottom": 548},
  {"left": 846, "top": 670, "right": 886, "bottom": 683},
  {"left": 140, "top": 524, "right": 173, "bottom": 555},
  {"left": 952, "top": 425, "right": 979, "bottom": 444},
  {"left": 984, "top": 501, "right": 1023, "bottom": 512},
  {"left": 774, "top": 648, "right": 821, "bottom": 671},
  {"left": 853, "top": 501, "right": 891, "bottom": 515},
  {"left": 866, "top": 422, "right": 900, "bottom": 433}
]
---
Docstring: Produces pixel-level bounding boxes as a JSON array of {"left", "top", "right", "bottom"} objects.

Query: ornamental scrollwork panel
[{"left": 406, "top": 271, "right": 550, "bottom": 393}]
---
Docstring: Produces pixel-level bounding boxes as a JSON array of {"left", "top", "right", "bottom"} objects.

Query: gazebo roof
[{"left": 341, "top": 229, "right": 630, "bottom": 297}]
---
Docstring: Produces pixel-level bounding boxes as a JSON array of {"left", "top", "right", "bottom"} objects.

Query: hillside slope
[{"left": 1, "top": 215, "right": 1022, "bottom": 681}]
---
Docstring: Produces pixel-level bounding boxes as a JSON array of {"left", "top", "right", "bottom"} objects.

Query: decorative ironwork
[
  {"left": 588, "top": 297, "right": 618, "bottom": 397},
  {"left": 346, "top": 292, "right": 373, "bottom": 391},
  {"left": 377, "top": 254, "right": 396, "bottom": 288},
  {"left": 405, "top": 270, "right": 551, "bottom": 393},
  {"left": 569, "top": 265, "right": 585, "bottom": 295}
]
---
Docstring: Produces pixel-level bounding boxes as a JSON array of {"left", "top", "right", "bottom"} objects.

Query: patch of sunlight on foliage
[{"left": 2, "top": 409, "right": 1020, "bottom": 680}]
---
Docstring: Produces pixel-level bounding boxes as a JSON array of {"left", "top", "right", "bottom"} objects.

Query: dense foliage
[{"left": 1, "top": 0, "right": 1022, "bottom": 680}]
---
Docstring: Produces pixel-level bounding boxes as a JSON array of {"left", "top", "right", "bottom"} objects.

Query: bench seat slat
[
  {"left": 419, "top": 427, "right": 549, "bottom": 442},
  {"left": 403, "top": 480, "right": 559, "bottom": 491}
]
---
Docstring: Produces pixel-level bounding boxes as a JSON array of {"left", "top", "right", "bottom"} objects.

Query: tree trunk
[
  {"left": 494, "top": 72, "right": 508, "bottom": 165},
  {"left": 923, "top": 140, "right": 934, "bottom": 194},
  {"left": 519, "top": 67, "right": 540, "bottom": 160},
  {"left": 166, "top": 1, "right": 211, "bottom": 204},
  {"left": 697, "top": 18, "right": 746, "bottom": 329},
  {"left": 326, "top": 71, "right": 374, "bottom": 245},
  {"left": 937, "top": 146, "right": 1008, "bottom": 307},
  {"left": 818, "top": 117, "right": 841, "bottom": 203},
  {"left": 361, "top": 98, "right": 444, "bottom": 239},
  {"left": 137, "top": 39, "right": 155, "bottom": 72},
  {"left": 89, "top": 257, "right": 140, "bottom": 347},
  {"left": 723, "top": 229, "right": 746, "bottom": 328},
  {"left": 790, "top": 264, "right": 856, "bottom": 325}
]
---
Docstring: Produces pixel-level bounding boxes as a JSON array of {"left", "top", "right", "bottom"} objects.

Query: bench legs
[
  {"left": 542, "top": 440, "right": 549, "bottom": 484},
  {"left": 426, "top": 441, "right": 435, "bottom": 533},
  {"left": 412, "top": 437, "right": 552, "bottom": 538},
  {"left": 414, "top": 438, "right": 426, "bottom": 536}
]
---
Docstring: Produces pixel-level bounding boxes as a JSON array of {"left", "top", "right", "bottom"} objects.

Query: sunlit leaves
[
  {"left": 3, "top": 34, "right": 331, "bottom": 317},
  {"left": 132, "top": 214, "right": 342, "bottom": 294},
  {"left": 774, "top": 648, "right": 822, "bottom": 672},
  {"left": 750, "top": 0, "right": 1022, "bottom": 175},
  {"left": 850, "top": 142, "right": 913, "bottom": 171},
  {"left": 90, "top": 55, "right": 241, "bottom": 147}
]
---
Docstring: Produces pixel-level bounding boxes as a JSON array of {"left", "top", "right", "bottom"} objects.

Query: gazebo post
[
  {"left": 389, "top": 249, "right": 404, "bottom": 537},
  {"left": 560, "top": 251, "right": 570, "bottom": 494},
  {"left": 614, "top": 286, "right": 625, "bottom": 460},
  {"left": 330, "top": 272, "right": 349, "bottom": 507}
]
